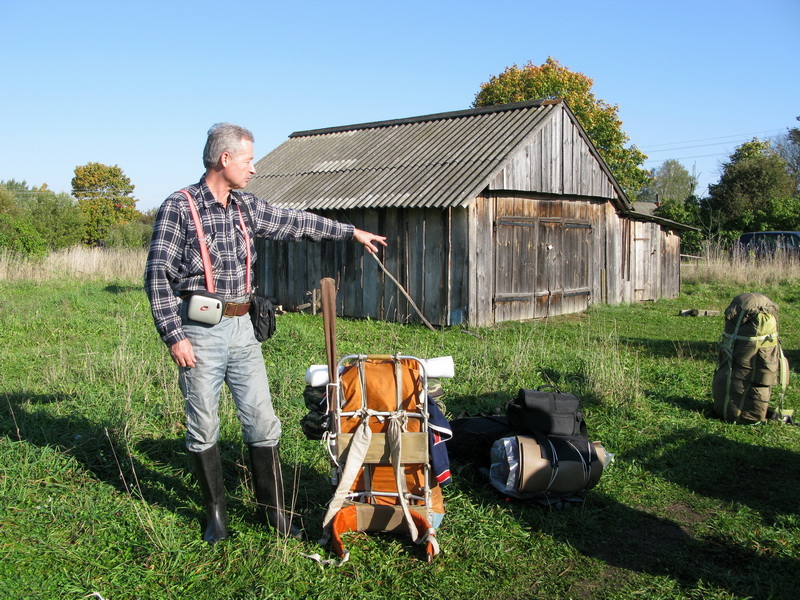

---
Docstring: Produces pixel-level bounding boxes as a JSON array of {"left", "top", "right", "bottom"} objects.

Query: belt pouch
[{"left": 186, "top": 292, "right": 224, "bottom": 325}]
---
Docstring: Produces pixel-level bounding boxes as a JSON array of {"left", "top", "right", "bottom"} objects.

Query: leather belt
[{"left": 223, "top": 301, "right": 251, "bottom": 317}]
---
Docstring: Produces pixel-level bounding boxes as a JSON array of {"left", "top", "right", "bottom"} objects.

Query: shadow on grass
[
  {"left": 0, "top": 390, "right": 263, "bottom": 538},
  {"left": 450, "top": 452, "right": 800, "bottom": 599},
  {"left": 519, "top": 493, "right": 799, "bottom": 599},
  {"left": 652, "top": 393, "right": 714, "bottom": 416},
  {"left": 566, "top": 427, "right": 800, "bottom": 596},
  {"left": 782, "top": 346, "right": 800, "bottom": 369},
  {"left": 446, "top": 409, "right": 800, "bottom": 598},
  {"left": 629, "top": 428, "right": 800, "bottom": 521},
  {"left": 104, "top": 284, "right": 144, "bottom": 294}
]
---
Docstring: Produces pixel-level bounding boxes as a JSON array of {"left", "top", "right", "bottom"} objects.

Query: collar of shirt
[{"left": 194, "top": 175, "right": 243, "bottom": 210}]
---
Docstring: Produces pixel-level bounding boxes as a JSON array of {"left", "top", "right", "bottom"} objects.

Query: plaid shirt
[{"left": 144, "top": 176, "right": 354, "bottom": 346}]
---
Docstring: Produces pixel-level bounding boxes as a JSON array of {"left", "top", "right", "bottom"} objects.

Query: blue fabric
[{"left": 428, "top": 399, "right": 453, "bottom": 486}]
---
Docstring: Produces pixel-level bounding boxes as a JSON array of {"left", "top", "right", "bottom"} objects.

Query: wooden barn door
[
  {"left": 561, "top": 222, "right": 592, "bottom": 314},
  {"left": 494, "top": 217, "right": 591, "bottom": 322},
  {"left": 494, "top": 217, "right": 538, "bottom": 322},
  {"left": 535, "top": 219, "right": 562, "bottom": 318}
]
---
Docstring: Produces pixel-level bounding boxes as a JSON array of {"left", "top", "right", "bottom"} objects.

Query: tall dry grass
[
  {"left": 0, "top": 246, "right": 146, "bottom": 282},
  {"left": 681, "top": 240, "right": 800, "bottom": 286},
  {"left": 5, "top": 240, "right": 799, "bottom": 289}
]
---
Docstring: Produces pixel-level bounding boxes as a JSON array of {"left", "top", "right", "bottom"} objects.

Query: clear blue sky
[{"left": 2, "top": 0, "right": 797, "bottom": 211}]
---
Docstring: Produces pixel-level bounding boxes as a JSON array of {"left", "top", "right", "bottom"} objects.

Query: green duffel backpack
[{"left": 712, "top": 293, "right": 790, "bottom": 423}]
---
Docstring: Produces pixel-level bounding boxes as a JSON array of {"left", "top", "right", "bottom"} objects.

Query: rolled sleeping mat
[
  {"left": 305, "top": 364, "right": 330, "bottom": 388},
  {"left": 489, "top": 434, "right": 612, "bottom": 499},
  {"left": 423, "top": 356, "right": 455, "bottom": 379}
]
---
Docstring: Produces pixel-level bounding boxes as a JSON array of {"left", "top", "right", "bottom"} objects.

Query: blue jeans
[{"left": 179, "top": 298, "right": 281, "bottom": 452}]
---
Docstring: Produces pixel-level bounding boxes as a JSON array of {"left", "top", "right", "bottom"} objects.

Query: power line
[
  {"left": 643, "top": 152, "right": 731, "bottom": 164},
  {"left": 640, "top": 128, "right": 786, "bottom": 151},
  {"left": 640, "top": 128, "right": 789, "bottom": 166},
  {"left": 645, "top": 139, "right": 776, "bottom": 154}
]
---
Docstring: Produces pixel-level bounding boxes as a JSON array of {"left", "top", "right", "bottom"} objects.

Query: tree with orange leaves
[{"left": 474, "top": 57, "right": 649, "bottom": 198}]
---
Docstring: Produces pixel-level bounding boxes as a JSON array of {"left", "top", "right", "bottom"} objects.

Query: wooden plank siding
[
  {"left": 488, "top": 195, "right": 594, "bottom": 324},
  {"left": 254, "top": 198, "right": 682, "bottom": 328},
  {"left": 256, "top": 206, "right": 471, "bottom": 327},
  {"left": 488, "top": 106, "right": 617, "bottom": 201}
]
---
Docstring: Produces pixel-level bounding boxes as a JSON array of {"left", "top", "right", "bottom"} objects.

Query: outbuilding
[{"left": 246, "top": 99, "right": 686, "bottom": 327}]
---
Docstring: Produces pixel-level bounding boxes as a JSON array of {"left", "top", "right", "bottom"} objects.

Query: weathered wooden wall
[
  {"left": 486, "top": 195, "right": 595, "bottom": 323},
  {"left": 465, "top": 195, "right": 682, "bottom": 326},
  {"left": 255, "top": 206, "right": 470, "bottom": 327},
  {"left": 255, "top": 199, "right": 682, "bottom": 327},
  {"left": 488, "top": 106, "right": 617, "bottom": 200}
]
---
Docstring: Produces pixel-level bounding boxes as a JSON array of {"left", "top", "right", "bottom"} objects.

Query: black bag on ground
[
  {"left": 249, "top": 294, "right": 276, "bottom": 342},
  {"left": 300, "top": 385, "right": 329, "bottom": 440},
  {"left": 506, "top": 387, "right": 587, "bottom": 438},
  {"left": 447, "top": 415, "right": 516, "bottom": 468}
]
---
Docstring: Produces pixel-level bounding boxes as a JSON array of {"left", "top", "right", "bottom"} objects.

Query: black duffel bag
[
  {"left": 447, "top": 415, "right": 516, "bottom": 468},
  {"left": 506, "top": 386, "right": 587, "bottom": 438}
]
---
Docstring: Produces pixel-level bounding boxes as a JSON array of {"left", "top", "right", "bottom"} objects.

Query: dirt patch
[{"left": 663, "top": 500, "right": 708, "bottom": 530}]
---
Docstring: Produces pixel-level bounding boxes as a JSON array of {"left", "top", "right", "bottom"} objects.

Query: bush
[
  {"left": 104, "top": 220, "right": 153, "bottom": 249},
  {"left": 0, "top": 214, "right": 47, "bottom": 259},
  {"left": 23, "top": 191, "right": 85, "bottom": 250}
]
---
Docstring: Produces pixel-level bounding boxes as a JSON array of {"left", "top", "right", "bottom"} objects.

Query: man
[{"left": 145, "top": 123, "right": 386, "bottom": 543}]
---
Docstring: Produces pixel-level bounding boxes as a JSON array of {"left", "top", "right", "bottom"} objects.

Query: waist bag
[
  {"left": 181, "top": 189, "right": 275, "bottom": 341},
  {"left": 249, "top": 293, "right": 276, "bottom": 342},
  {"left": 506, "top": 387, "right": 588, "bottom": 438}
]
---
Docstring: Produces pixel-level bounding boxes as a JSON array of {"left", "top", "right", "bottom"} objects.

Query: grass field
[{"left": 2, "top": 248, "right": 800, "bottom": 600}]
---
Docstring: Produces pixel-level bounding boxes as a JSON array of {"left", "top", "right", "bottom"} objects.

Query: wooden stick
[
  {"left": 321, "top": 278, "right": 339, "bottom": 415},
  {"left": 369, "top": 252, "right": 436, "bottom": 331},
  {"left": 321, "top": 278, "right": 338, "bottom": 384}
]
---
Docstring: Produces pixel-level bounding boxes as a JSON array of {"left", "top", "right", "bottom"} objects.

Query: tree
[
  {"left": 705, "top": 139, "right": 797, "bottom": 233},
  {"left": 1, "top": 180, "right": 86, "bottom": 251},
  {"left": 0, "top": 187, "right": 17, "bottom": 216},
  {"left": 22, "top": 189, "right": 85, "bottom": 250},
  {"left": 72, "top": 162, "right": 138, "bottom": 246},
  {"left": 637, "top": 159, "right": 697, "bottom": 206},
  {"left": 772, "top": 116, "right": 800, "bottom": 193},
  {"left": 0, "top": 180, "right": 28, "bottom": 216},
  {"left": 474, "top": 57, "right": 650, "bottom": 197},
  {"left": 0, "top": 213, "right": 47, "bottom": 258}
]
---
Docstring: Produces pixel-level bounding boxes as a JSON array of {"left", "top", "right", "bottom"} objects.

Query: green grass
[{"left": 2, "top": 273, "right": 800, "bottom": 600}]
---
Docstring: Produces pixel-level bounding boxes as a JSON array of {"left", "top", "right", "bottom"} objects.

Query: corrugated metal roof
[{"left": 246, "top": 99, "right": 573, "bottom": 210}]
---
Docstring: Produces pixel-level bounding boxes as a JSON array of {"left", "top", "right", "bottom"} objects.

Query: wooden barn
[{"left": 245, "top": 99, "right": 687, "bottom": 327}]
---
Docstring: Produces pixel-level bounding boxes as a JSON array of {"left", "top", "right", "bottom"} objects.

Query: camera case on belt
[{"left": 186, "top": 292, "right": 224, "bottom": 325}]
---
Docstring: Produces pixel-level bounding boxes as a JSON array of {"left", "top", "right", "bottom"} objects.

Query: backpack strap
[
  {"left": 328, "top": 504, "right": 439, "bottom": 564},
  {"left": 719, "top": 307, "right": 748, "bottom": 421}
]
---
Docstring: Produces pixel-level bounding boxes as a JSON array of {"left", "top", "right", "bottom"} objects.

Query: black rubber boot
[
  {"left": 248, "top": 444, "right": 303, "bottom": 539},
  {"left": 190, "top": 445, "right": 228, "bottom": 544}
]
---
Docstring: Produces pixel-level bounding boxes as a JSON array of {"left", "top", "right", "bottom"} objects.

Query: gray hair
[{"left": 203, "top": 123, "right": 255, "bottom": 169}]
